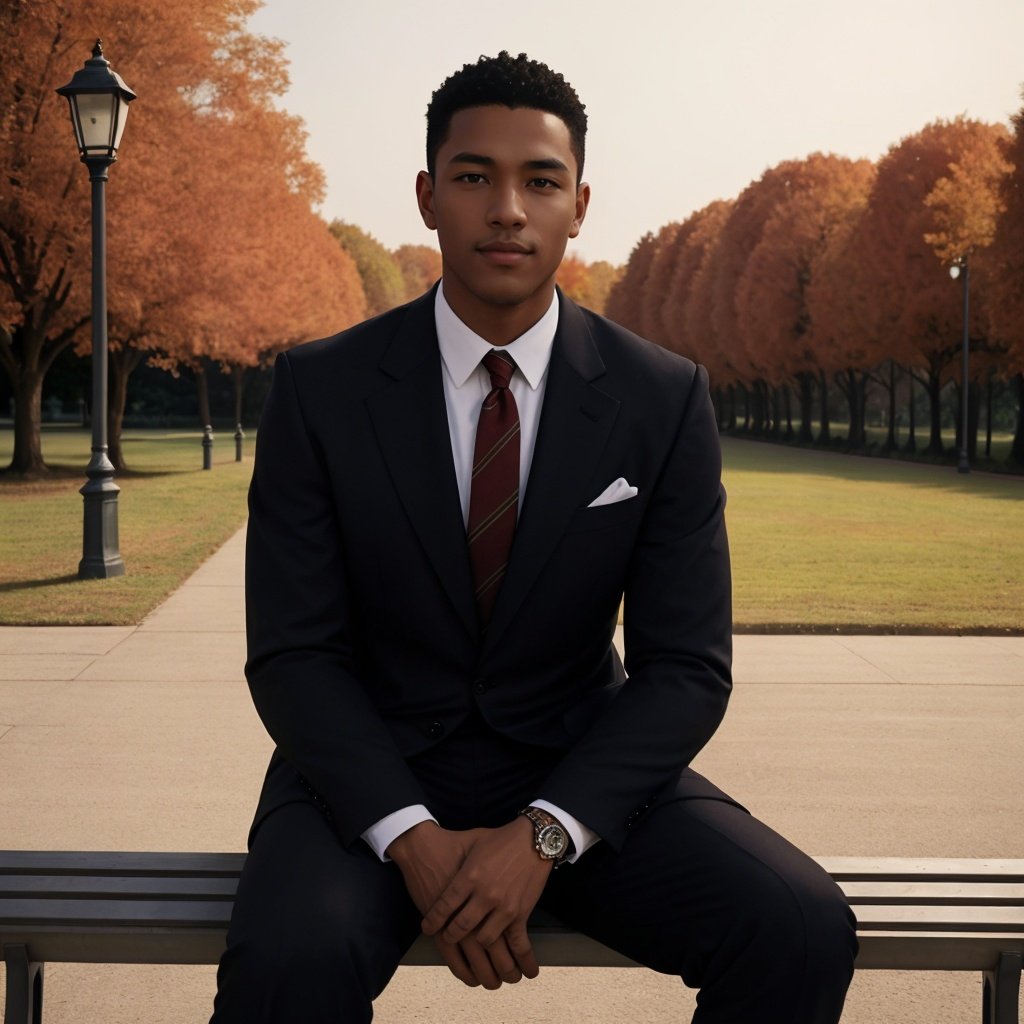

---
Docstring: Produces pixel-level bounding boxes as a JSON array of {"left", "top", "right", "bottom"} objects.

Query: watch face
[{"left": 538, "top": 824, "right": 567, "bottom": 858}]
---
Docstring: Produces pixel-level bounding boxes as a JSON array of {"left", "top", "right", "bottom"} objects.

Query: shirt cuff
[
  {"left": 361, "top": 804, "right": 437, "bottom": 862},
  {"left": 531, "top": 799, "right": 600, "bottom": 863}
]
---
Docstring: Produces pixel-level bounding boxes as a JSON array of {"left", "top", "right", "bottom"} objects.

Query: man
[{"left": 212, "top": 51, "right": 857, "bottom": 1023}]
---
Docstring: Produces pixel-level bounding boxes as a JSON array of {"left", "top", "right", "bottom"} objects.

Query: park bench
[{"left": 1, "top": 852, "right": 1021, "bottom": 1024}]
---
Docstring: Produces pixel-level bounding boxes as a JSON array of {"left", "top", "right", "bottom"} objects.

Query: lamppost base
[
  {"left": 78, "top": 553, "right": 127, "bottom": 579},
  {"left": 957, "top": 451, "right": 971, "bottom": 474},
  {"left": 79, "top": 464, "right": 125, "bottom": 579}
]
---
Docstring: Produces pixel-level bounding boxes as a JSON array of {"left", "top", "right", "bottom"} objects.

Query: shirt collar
[{"left": 434, "top": 283, "right": 558, "bottom": 390}]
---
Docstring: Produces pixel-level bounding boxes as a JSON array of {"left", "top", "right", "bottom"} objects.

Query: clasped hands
[{"left": 387, "top": 816, "right": 553, "bottom": 990}]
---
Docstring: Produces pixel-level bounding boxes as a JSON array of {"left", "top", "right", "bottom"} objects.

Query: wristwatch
[{"left": 520, "top": 806, "right": 573, "bottom": 866}]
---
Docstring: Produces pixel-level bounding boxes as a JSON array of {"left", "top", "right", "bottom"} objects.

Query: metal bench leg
[
  {"left": 3, "top": 945, "right": 43, "bottom": 1024},
  {"left": 983, "top": 952, "right": 1022, "bottom": 1024}
]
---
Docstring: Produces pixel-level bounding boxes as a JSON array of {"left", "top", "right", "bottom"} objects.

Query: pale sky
[{"left": 247, "top": 0, "right": 1023, "bottom": 266}]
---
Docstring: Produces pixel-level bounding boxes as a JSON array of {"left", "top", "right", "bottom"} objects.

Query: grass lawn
[
  {"left": 1, "top": 427, "right": 1021, "bottom": 631},
  {"left": 0, "top": 426, "right": 251, "bottom": 625},
  {"left": 723, "top": 436, "right": 1024, "bottom": 631}
]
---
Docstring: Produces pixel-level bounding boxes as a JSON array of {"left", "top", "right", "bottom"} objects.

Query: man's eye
[
  {"left": 531, "top": 178, "right": 558, "bottom": 189},
  {"left": 457, "top": 173, "right": 486, "bottom": 184}
]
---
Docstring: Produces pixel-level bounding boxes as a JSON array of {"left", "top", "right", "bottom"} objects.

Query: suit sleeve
[
  {"left": 537, "top": 364, "right": 733, "bottom": 850},
  {"left": 245, "top": 351, "right": 428, "bottom": 844}
]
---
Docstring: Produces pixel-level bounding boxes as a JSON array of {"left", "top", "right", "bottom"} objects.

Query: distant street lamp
[
  {"left": 56, "top": 41, "right": 136, "bottom": 578},
  {"left": 948, "top": 256, "right": 970, "bottom": 474}
]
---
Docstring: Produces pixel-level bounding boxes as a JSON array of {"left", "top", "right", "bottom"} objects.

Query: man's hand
[
  {"left": 421, "top": 816, "right": 553, "bottom": 980},
  {"left": 386, "top": 822, "right": 482, "bottom": 986}
]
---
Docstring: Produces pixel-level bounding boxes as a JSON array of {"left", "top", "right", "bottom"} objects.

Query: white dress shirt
[{"left": 360, "top": 285, "right": 599, "bottom": 864}]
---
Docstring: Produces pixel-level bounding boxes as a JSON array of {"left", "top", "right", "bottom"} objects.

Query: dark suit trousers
[{"left": 211, "top": 721, "right": 857, "bottom": 1024}]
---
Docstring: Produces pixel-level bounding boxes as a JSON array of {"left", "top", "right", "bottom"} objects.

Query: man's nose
[{"left": 488, "top": 186, "right": 526, "bottom": 227}]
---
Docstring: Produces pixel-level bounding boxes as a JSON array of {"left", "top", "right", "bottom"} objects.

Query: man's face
[{"left": 416, "top": 105, "right": 589, "bottom": 329}]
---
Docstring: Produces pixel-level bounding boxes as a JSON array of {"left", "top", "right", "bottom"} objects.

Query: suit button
[
  {"left": 428, "top": 721, "right": 444, "bottom": 738},
  {"left": 473, "top": 678, "right": 488, "bottom": 694}
]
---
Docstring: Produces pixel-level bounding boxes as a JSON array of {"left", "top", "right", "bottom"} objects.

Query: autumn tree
[
  {"left": 833, "top": 118, "right": 1010, "bottom": 454},
  {"left": 328, "top": 220, "right": 406, "bottom": 316},
  {"left": 0, "top": 0, "right": 366, "bottom": 473},
  {"left": 634, "top": 223, "right": 682, "bottom": 346},
  {"left": 556, "top": 255, "right": 621, "bottom": 314},
  {"left": 604, "top": 232, "right": 657, "bottom": 334},
  {"left": 393, "top": 243, "right": 441, "bottom": 302},
  {"left": 988, "top": 88, "right": 1024, "bottom": 463},
  {"left": 736, "top": 154, "right": 875, "bottom": 444}
]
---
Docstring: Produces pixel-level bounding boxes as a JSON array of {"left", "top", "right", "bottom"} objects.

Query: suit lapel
[
  {"left": 365, "top": 291, "right": 478, "bottom": 640},
  {"left": 485, "top": 296, "right": 620, "bottom": 653}
]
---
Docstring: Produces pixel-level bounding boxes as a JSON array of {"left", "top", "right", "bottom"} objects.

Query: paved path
[{"left": 1, "top": 525, "right": 1022, "bottom": 1022}]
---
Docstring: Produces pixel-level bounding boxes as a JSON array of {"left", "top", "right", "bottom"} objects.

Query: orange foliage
[
  {"left": 0, "top": 0, "right": 365, "bottom": 471},
  {"left": 393, "top": 244, "right": 442, "bottom": 302},
  {"left": 556, "top": 255, "right": 621, "bottom": 314},
  {"left": 737, "top": 154, "right": 875, "bottom": 383},
  {"left": 988, "top": 91, "right": 1024, "bottom": 374}
]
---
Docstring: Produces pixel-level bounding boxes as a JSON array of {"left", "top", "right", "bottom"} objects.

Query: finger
[
  {"left": 480, "top": 934, "right": 524, "bottom": 984},
  {"left": 504, "top": 922, "right": 539, "bottom": 979},
  {"left": 434, "top": 937, "right": 479, "bottom": 988},
  {"left": 422, "top": 882, "right": 470, "bottom": 936},
  {"left": 460, "top": 939, "right": 502, "bottom": 990},
  {"left": 442, "top": 895, "right": 497, "bottom": 944},
  {"left": 472, "top": 905, "right": 517, "bottom": 949}
]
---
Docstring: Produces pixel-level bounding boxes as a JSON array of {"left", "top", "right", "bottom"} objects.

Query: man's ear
[
  {"left": 569, "top": 181, "right": 591, "bottom": 240},
  {"left": 416, "top": 171, "right": 437, "bottom": 231}
]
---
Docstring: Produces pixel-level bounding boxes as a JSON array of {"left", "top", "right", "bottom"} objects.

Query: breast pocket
[{"left": 569, "top": 496, "right": 644, "bottom": 534}]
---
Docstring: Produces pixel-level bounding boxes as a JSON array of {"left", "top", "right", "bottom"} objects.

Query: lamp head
[{"left": 56, "top": 40, "right": 136, "bottom": 165}]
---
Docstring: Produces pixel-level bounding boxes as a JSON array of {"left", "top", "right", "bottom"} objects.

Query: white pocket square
[{"left": 587, "top": 477, "right": 638, "bottom": 508}]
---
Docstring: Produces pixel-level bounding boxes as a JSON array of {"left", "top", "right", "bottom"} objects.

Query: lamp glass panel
[
  {"left": 75, "top": 92, "right": 116, "bottom": 152},
  {"left": 112, "top": 97, "right": 130, "bottom": 151}
]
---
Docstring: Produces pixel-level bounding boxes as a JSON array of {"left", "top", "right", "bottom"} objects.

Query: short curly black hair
[{"left": 426, "top": 51, "right": 588, "bottom": 183}]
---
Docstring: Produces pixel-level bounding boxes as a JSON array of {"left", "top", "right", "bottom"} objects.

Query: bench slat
[
  {"left": 0, "top": 852, "right": 244, "bottom": 877},
  {"left": 0, "top": 875, "right": 237, "bottom": 898},
  {"left": 817, "top": 857, "right": 1024, "bottom": 882},
  {"left": 0, "top": 899, "right": 232, "bottom": 928},
  {"left": 840, "top": 881, "right": 1024, "bottom": 905}
]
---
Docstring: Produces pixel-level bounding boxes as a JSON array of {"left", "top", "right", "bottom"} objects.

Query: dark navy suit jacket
[{"left": 244, "top": 286, "right": 733, "bottom": 852}]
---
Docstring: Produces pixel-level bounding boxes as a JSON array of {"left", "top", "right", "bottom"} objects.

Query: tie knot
[{"left": 482, "top": 350, "right": 515, "bottom": 390}]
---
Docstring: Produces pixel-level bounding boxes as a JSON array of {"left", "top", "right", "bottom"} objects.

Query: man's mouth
[{"left": 477, "top": 240, "right": 532, "bottom": 265}]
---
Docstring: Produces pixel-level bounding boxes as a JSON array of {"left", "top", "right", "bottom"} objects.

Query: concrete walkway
[{"left": 1, "top": 526, "right": 1022, "bottom": 1022}]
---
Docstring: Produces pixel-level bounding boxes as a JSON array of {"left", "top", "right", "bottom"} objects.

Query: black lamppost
[
  {"left": 56, "top": 41, "right": 135, "bottom": 578},
  {"left": 948, "top": 256, "right": 970, "bottom": 474}
]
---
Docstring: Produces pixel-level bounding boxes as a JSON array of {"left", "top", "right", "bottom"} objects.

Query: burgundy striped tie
[{"left": 467, "top": 350, "right": 520, "bottom": 626}]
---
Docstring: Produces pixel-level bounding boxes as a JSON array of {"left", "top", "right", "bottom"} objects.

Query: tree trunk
[
  {"left": 726, "top": 385, "right": 737, "bottom": 431},
  {"left": 967, "top": 380, "right": 980, "bottom": 463},
  {"left": 904, "top": 372, "right": 917, "bottom": 453},
  {"left": 796, "top": 373, "right": 814, "bottom": 442},
  {"left": 232, "top": 364, "right": 247, "bottom": 427},
  {"left": 837, "top": 369, "right": 866, "bottom": 450},
  {"left": 196, "top": 361, "right": 212, "bottom": 428},
  {"left": 741, "top": 384, "right": 751, "bottom": 431},
  {"left": 985, "top": 372, "right": 993, "bottom": 459},
  {"left": 769, "top": 385, "right": 783, "bottom": 438},
  {"left": 885, "top": 362, "right": 897, "bottom": 452},
  {"left": 783, "top": 384, "right": 794, "bottom": 440},
  {"left": 751, "top": 382, "right": 766, "bottom": 434},
  {"left": 925, "top": 369, "right": 944, "bottom": 455},
  {"left": 8, "top": 366, "right": 47, "bottom": 474},
  {"left": 849, "top": 371, "right": 867, "bottom": 450},
  {"left": 818, "top": 369, "right": 830, "bottom": 443},
  {"left": 107, "top": 348, "right": 146, "bottom": 472},
  {"left": 1011, "top": 374, "right": 1024, "bottom": 465}
]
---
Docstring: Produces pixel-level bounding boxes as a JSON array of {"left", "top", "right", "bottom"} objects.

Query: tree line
[{"left": 604, "top": 106, "right": 1024, "bottom": 465}]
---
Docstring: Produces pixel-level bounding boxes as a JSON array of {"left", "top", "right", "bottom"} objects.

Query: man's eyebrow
[
  {"left": 448, "top": 152, "right": 495, "bottom": 167},
  {"left": 446, "top": 153, "right": 570, "bottom": 173}
]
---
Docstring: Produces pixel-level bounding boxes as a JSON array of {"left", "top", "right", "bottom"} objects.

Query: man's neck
[{"left": 440, "top": 277, "right": 557, "bottom": 347}]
